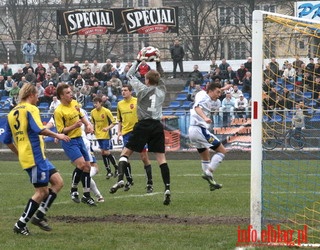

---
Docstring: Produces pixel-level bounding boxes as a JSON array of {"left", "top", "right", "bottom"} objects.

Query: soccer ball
[{"left": 137, "top": 46, "right": 160, "bottom": 62}]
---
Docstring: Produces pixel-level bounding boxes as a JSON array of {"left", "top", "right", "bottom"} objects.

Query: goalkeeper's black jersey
[{"left": 126, "top": 61, "right": 166, "bottom": 121}]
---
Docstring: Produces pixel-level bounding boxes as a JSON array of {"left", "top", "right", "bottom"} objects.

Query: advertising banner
[
  {"left": 57, "top": 7, "right": 179, "bottom": 35},
  {"left": 295, "top": 1, "right": 320, "bottom": 20}
]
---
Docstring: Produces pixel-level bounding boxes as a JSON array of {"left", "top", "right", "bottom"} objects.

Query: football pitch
[{"left": 0, "top": 158, "right": 253, "bottom": 250}]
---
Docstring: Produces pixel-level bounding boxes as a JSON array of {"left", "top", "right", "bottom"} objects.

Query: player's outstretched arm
[{"left": 40, "top": 129, "right": 70, "bottom": 142}]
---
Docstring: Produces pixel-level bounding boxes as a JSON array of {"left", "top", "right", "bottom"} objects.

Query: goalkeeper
[{"left": 109, "top": 48, "right": 171, "bottom": 205}]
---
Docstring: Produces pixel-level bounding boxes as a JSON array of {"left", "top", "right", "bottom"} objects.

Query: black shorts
[{"left": 126, "top": 119, "right": 165, "bottom": 153}]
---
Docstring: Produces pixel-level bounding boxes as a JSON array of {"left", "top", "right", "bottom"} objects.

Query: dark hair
[
  {"left": 206, "top": 82, "right": 221, "bottom": 93},
  {"left": 122, "top": 84, "right": 133, "bottom": 91},
  {"left": 93, "top": 96, "right": 102, "bottom": 103},
  {"left": 56, "top": 83, "right": 70, "bottom": 100}
]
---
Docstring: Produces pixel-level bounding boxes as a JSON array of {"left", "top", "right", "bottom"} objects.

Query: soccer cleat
[
  {"left": 13, "top": 225, "right": 30, "bottom": 236},
  {"left": 106, "top": 172, "right": 113, "bottom": 179},
  {"left": 109, "top": 180, "right": 124, "bottom": 194},
  {"left": 124, "top": 181, "right": 134, "bottom": 191},
  {"left": 70, "top": 191, "right": 80, "bottom": 203},
  {"left": 31, "top": 217, "right": 52, "bottom": 231},
  {"left": 163, "top": 190, "right": 171, "bottom": 205},
  {"left": 97, "top": 196, "right": 105, "bottom": 203},
  {"left": 201, "top": 173, "right": 222, "bottom": 191},
  {"left": 81, "top": 196, "right": 97, "bottom": 206},
  {"left": 146, "top": 184, "right": 153, "bottom": 193}
]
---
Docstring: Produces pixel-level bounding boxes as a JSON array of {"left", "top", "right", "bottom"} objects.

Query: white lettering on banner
[
  {"left": 0, "top": 128, "right": 4, "bottom": 136},
  {"left": 124, "top": 8, "right": 174, "bottom": 32},
  {"left": 66, "top": 10, "right": 114, "bottom": 33},
  {"left": 296, "top": 1, "right": 320, "bottom": 19}
]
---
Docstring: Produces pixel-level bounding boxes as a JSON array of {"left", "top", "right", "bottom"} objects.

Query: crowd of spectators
[{"left": 0, "top": 59, "right": 141, "bottom": 112}]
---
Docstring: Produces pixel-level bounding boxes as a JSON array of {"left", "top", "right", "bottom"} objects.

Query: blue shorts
[
  {"left": 97, "top": 139, "right": 113, "bottom": 150},
  {"left": 25, "top": 159, "right": 55, "bottom": 187},
  {"left": 61, "top": 137, "right": 90, "bottom": 162},
  {"left": 123, "top": 132, "right": 147, "bottom": 151}
]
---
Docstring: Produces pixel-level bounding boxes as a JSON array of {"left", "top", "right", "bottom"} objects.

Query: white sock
[
  {"left": 90, "top": 179, "right": 101, "bottom": 197},
  {"left": 208, "top": 152, "right": 225, "bottom": 172},
  {"left": 90, "top": 166, "right": 98, "bottom": 177},
  {"left": 201, "top": 160, "right": 210, "bottom": 173}
]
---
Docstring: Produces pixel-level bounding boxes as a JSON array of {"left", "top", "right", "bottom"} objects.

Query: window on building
[
  {"left": 138, "top": 34, "right": 150, "bottom": 48},
  {"left": 138, "top": 0, "right": 149, "bottom": 6},
  {"left": 123, "top": 0, "right": 133, "bottom": 7},
  {"left": 123, "top": 34, "right": 134, "bottom": 61},
  {"left": 220, "top": 7, "right": 245, "bottom": 26},
  {"left": 231, "top": 41, "right": 247, "bottom": 59}
]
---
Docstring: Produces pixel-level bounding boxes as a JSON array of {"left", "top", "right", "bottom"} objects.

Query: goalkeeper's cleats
[{"left": 202, "top": 173, "right": 222, "bottom": 191}]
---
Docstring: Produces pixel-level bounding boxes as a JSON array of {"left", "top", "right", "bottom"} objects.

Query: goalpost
[{"left": 251, "top": 10, "right": 320, "bottom": 247}]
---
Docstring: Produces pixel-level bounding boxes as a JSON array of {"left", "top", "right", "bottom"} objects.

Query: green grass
[{"left": 0, "top": 159, "right": 252, "bottom": 250}]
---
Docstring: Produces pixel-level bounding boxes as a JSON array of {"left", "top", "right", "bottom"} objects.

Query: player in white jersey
[
  {"left": 188, "top": 82, "right": 227, "bottom": 191},
  {"left": 110, "top": 58, "right": 171, "bottom": 205}
]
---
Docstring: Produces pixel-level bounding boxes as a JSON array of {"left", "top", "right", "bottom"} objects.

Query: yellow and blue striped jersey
[
  {"left": 3, "top": 102, "right": 46, "bottom": 169},
  {"left": 117, "top": 97, "right": 138, "bottom": 136},
  {"left": 90, "top": 107, "right": 116, "bottom": 139},
  {"left": 54, "top": 99, "right": 84, "bottom": 138}
]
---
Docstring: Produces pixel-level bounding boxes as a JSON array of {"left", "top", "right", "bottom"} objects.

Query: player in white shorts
[{"left": 188, "top": 82, "right": 227, "bottom": 191}]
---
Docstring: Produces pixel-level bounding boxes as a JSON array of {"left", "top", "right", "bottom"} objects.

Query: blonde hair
[{"left": 18, "top": 83, "right": 37, "bottom": 103}]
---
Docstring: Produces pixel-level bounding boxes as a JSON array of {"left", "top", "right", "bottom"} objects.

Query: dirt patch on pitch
[{"left": 53, "top": 214, "right": 249, "bottom": 225}]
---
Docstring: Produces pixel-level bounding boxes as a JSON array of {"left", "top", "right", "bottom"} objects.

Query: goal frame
[{"left": 250, "top": 10, "right": 320, "bottom": 240}]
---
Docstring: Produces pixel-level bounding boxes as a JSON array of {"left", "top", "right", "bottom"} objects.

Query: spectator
[
  {"left": 225, "top": 66, "right": 238, "bottom": 85},
  {"left": 36, "top": 67, "right": 46, "bottom": 83},
  {"left": 42, "top": 73, "right": 53, "bottom": 88},
  {"left": 210, "top": 67, "right": 223, "bottom": 84},
  {"left": 52, "top": 57, "right": 60, "bottom": 69},
  {"left": 103, "top": 81, "right": 117, "bottom": 102},
  {"left": 292, "top": 56, "right": 304, "bottom": 70},
  {"left": 101, "top": 94, "right": 112, "bottom": 110},
  {"left": 263, "top": 64, "right": 276, "bottom": 83},
  {"left": 219, "top": 92, "right": 236, "bottom": 126},
  {"left": 137, "top": 60, "right": 151, "bottom": 82},
  {"left": 93, "top": 67, "right": 105, "bottom": 85},
  {"left": 21, "top": 37, "right": 37, "bottom": 66},
  {"left": 209, "top": 58, "right": 218, "bottom": 74},
  {"left": 306, "top": 58, "right": 315, "bottom": 73},
  {"left": 46, "top": 62, "right": 55, "bottom": 74},
  {"left": 88, "top": 75, "right": 99, "bottom": 86},
  {"left": 69, "top": 68, "right": 79, "bottom": 83},
  {"left": 114, "top": 60, "right": 124, "bottom": 75},
  {"left": 231, "top": 85, "right": 243, "bottom": 100},
  {"left": 275, "top": 88, "right": 293, "bottom": 111},
  {"left": 90, "top": 81, "right": 103, "bottom": 100},
  {"left": 170, "top": 38, "right": 185, "bottom": 78},
  {"left": 110, "top": 74, "right": 122, "bottom": 95},
  {"left": 74, "top": 74, "right": 85, "bottom": 91},
  {"left": 81, "top": 60, "right": 91, "bottom": 74},
  {"left": 49, "top": 95, "right": 61, "bottom": 113},
  {"left": 1, "top": 63, "right": 13, "bottom": 80},
  {"left": 56, "top": 61, "right": 67, "bottom": 75},
  {"left": 25, "top": 68, "right": 37, "bottom": 84},
  {"left": 22, "top": 62, "right": 34, "bottom": 74},
  {"left": 36, "top": 81, "right": 45, "bottom": 103},
  {"left": 12, "top": 68, "right": 25, "bottom": 83},
  {"left": 262, "top": 78, "right": 274, "bottom": 94},
  {"left": 80, "top": 82, "right": 92, "bottom": 105},
  {"left": 74, "top": 89, "right": 85, "bottom": 107},
  {"left": 0, "top": 75, "right": 5, "bottom": 96},
  {"left": 269, "top": 57, "right": 280, "bottom": 77},
  {"left": 4, "top": 76, "right": 14, "bottom": 96},
  {"left": 302, "top": 71, "right": 314, "bottom": 92},
  {"left": 69, "top": 61, "right": 81, "bottom": 73},
  {"left": 119, "top": 65, "right": 130, "bottom": 84},
  {"left": 82, "top": 68, "right": 93, "bottom": 83},
  {"left": 186, "top": 80, "right": 196, "bottom": 101},
  {"left": 185, "top": 64, "right": 203, "bottom": 87},
  {"left": 236, "top": 64, "right": 248, "bottom": 84},
  {"left": 18, "top": 76, "right": 29, "bottom": 88},
  {"left": 101, "top": 59, "right": 113, "bottom": 80},
  {"left": 282, "top": 63, "right": 296, "bottom": 85},
  {"left": 234, "top": 94, "right": 248, "bottom": 118},
  {"left": 188, "top": 82, "right": 202, "bottom": 102},
  {"left": 50, "top": 68, "right": 60, "bottom": 85},
  {"left": 9, "top": 81, "right": 20, "bottom": 107},
  {"left": 34, "top": 62, "right": 46, "bottom": 76},
  {"left": 44, "top": 82, "right": 56, "bottom": 104},
  {"left": 219, "top": 59, "right": 230, "bottom": 80},
  {"left": 91, "top": 59, "right": 100, "bottom": 74},
  {"left": 242, "top": 71, "right": 252, "bottom": 96},
  {"left": 244, "top": 57, "right": 252, "bottom": 73},
  {"left": 60, "top": 68, "right": 71, "bottom": 84}
]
